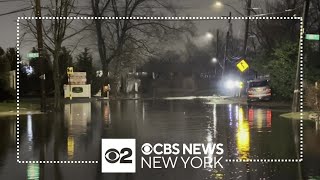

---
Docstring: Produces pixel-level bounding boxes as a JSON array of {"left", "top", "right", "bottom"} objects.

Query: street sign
[
  {"left": 39, "top": 74, "right": 46, "bottom": 80},
  {"left": 236, "top": 59, "right": 249, "bottom": 72},
  {"left": 305, "top": 34, "right": 320, "bottom": 41},
  {"left": 27, "top": 53, "right": 39, "bottom": 58},
  {"left": 96, "top": 70, "right": 103, "bottom": 77},
  {"left": 67, "top": 67, "right": 73, "bottom": 75}
]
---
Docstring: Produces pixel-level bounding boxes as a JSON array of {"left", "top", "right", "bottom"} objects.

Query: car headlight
[
  {"left": 225, "top": 80, "right": 235, "bottom": 89},
  {"left": 224, "top": 80, "right": 243, "bottom": 89}
]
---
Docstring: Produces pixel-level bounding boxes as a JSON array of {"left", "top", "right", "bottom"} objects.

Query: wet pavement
[{"left": 0, "top": 99, "right": 319, "bottom": 180}]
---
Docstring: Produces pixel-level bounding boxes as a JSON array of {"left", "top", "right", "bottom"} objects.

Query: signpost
[
  {"left": 64, "top": 71, "right": 90, "bottom": 98},
  {"left": 67, "top": 67, "right": 73, "bottom": 75},
  {"left": 27, "top": 53, "right": 39, "bottom": 58},
  {"left": 236, "top": 59, "right": 249, "bottom": 72},
  {"left": 67, "top": 67, "right": 73, "bottom": 100},
  {"left": 96, "top": 70, "right": 103, "bottom": 77},
  {"left": 305, "top": 34, "right": 320, "bottom": 41}
]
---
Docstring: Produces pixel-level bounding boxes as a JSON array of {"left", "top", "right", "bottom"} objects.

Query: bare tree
[
  {"left": 250, "top": 0, "right": 304, "bottom": 52},
  {"left": 309, "top": 0, "right": 320, "bottom": 42},
  {"left": 90, "top": 0, "right": 194, "bottom": 93},
  {"left": 22, "top": 0, "right": 90, "bottom": 110}
]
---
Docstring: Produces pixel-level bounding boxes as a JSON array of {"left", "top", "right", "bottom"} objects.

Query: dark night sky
[
  {"left": 0, "top": 0, "right": 257, "bottom": 47},
  {"left": 0, "top": 0, "right": 271, "bottom": 62},
  {"left": 0, "top": 0, "right": 32, "bottom": 48}
]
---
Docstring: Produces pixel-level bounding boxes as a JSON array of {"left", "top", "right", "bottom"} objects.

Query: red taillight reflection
[
  {"left": 248, "top": 108, "right": 254, "bottom": 126},
  {"left": 267, "top": 110, "right": 272, "bottom": 127}
]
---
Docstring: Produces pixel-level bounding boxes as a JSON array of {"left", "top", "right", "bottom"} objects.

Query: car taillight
[
  {"left": 263, "top": 88, "right": 271, "bottom": 92},
  {"left": 248, "top": 88, "right": 254, "bottom": 93}
]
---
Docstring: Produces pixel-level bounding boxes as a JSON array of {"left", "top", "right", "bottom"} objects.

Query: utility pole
[
  {"left": 216, "top": 30, "right": 219, "bottom": 58},
  {"left": 216, "top": 29, "right": 219, "bottom": 76},
  {"left": 292, "top": 0, "right": 310, "bottom": 112},
  {"left": 35, "top": 0, "right": 46, "bottom": 112},
  {"left": 243, "top": 0, "right": 252, "bottom": 57},
  {"left": 222, "top": 12, "right": 232, "bottom": 77}
]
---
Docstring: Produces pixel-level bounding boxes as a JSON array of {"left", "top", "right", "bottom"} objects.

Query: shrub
[{"left": 305, "top": 82, "right": 320, "bottom": 111}]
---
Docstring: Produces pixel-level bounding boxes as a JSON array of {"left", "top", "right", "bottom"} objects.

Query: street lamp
[
  {"left": 212, "top": 1, "right": 262, "bottom": 17},
  {"left": 211, "top": 57, "right": 223, "bottom": 76},
  {"left": 212, "top": 57, "right": 217, "bottom": 63},
  {"left": 205, "top": 32, "right": 214, "bottom": 40},
  {"left": 212, "top": 1, "right": 245, "bottom": 17},
  {"left": 214, "top": 1, "right": 223, "bottom": 8},
  {"left": 212, "top": 1, "right": 261, "bottom": 58}
]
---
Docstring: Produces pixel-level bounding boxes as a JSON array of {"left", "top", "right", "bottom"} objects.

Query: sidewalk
[
  {"left": 280, "top": 111, "right": 320, "bottom": 120},
  {"left": 0, "top": 101, "right": 42, "bottom": 117}
]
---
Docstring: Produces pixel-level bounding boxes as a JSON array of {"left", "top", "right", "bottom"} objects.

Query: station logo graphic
[
  {"left": 101, "top": 139, "right": 136, "bottom": 173},
  {"left": 101, "top": 139, "right": 224, "bottom": 173}
]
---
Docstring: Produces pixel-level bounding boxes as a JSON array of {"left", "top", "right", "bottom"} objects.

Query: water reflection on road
[
  {"left": 0, "top": 100, "right": 319, "bottom": 180},
  {"left": 236, "top": 106, "right": 250, "bottom": 160}
]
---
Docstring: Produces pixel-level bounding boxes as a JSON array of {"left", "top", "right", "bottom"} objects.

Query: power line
[
  {"left": 252, "top": 4, "right": 304, "bottom": 17},
  {"left": 0, "top": 0, "right": 25, "bottom": 2},
  {"left": 0, "top": 7, "right": 33, "bottom": 17}
]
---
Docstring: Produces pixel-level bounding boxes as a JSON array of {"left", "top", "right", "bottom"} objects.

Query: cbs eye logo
[
  {"left": 104, "top": 148, "right": 132, "bottom": 163},
  {"left": 101, "top": 139, "right": 136, "bottom": 173}
]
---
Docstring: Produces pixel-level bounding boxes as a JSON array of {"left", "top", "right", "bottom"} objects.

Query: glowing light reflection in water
[
  {"left": 213, "top": 104, "right": 217, "bottom": 139},
  {"left": 67, "top": 136, "right": 74, "bottom": 159},
  {"left": 64, "top": 103, "right": 91, "bottom": 159},
  {"left": 236, "top": 106, "right": 250, "bottom": 160},
  {"left": 104, "top": 102, "right": 111, "bottom": 126},
  {"left": 27, "top": 163, "right": 39, "bottom": 180},
  {"left": 27, "top": 114, "right": 33, "bottom": 151}
]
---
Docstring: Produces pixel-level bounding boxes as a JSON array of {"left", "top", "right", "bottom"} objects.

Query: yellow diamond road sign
[
  {"left": 236, "top": 59, "right": 249, "bottom": 72},
  {"left": 67, "top": 67, "right": 73, "bottom": 75}
]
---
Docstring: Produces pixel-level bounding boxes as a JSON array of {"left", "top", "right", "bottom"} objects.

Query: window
[
  {"left": 72, "top": 87, "right": 83, "bottom": 93},
  {"left": 249, "top": 80, "right": 269, "bottom": 87}
]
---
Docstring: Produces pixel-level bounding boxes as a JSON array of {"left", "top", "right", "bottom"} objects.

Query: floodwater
[{"left": 0, "top": 99, "right": 319, "bottom": 180}]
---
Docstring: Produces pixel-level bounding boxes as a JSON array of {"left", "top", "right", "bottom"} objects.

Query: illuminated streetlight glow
[
  {"left": 214, "top": 1, "right": 223, "bottom": 8},
  {"left": 212, "top": 1, "right": 245, "bottom": 17},
  {"left": 251, "top": 7, "right": 261, "bottom": 10},
  {"left": 212, "top": 58, "right": 217, "bottom": 63},
  {"left": 205, "top": 32, "right": 214, "bottom": 39}
]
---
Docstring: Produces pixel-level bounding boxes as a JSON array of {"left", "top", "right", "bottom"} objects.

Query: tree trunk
[
  {"left": 94, "top": 19, "right": 111, "bottom": 97},
  {"left": 121, "top": 74, "right": 127, "bottom": 94},
  {"left": 94, "top": 20, "right": 107, "bottom": 65},
  {"left": 53, "top": 46, "right": 62, "bottom": 110}
]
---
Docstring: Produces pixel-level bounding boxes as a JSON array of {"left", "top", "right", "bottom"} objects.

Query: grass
[
  {"left": 0, "top": 101, "right": 39, "bottom": 112},
  {"left": 280, "top": 111, "right": 320, "bottom": 120}
]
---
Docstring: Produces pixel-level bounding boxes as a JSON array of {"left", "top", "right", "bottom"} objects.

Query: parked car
[{"left": 246, "top": 79, "right": 272, "bottom": 102}]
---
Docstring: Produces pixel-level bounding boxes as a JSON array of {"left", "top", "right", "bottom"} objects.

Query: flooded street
[{"left": 0, "top": 99, "right": 319, "bottom": 180}]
